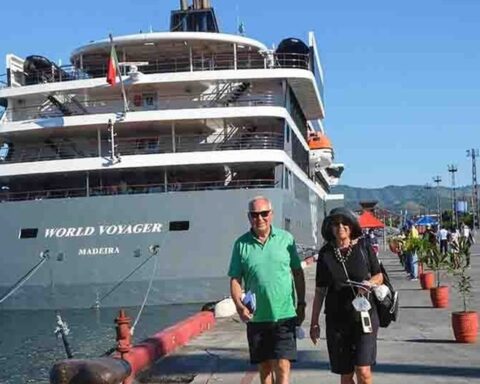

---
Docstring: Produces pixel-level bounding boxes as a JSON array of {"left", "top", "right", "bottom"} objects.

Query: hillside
[{"left": 332, "top": 184, "right": 473, "bottom": 215}]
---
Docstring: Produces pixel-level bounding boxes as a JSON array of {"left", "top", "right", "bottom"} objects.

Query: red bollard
[{"left": 115, "top": 309, "right": 131, "bottom": 360}]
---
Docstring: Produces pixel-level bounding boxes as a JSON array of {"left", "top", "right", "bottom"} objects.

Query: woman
[{"left": 310, "top": 207, "right": 383, "bottom": 384}]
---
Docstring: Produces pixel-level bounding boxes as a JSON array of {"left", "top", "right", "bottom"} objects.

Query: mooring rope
[
  {"left": 130, "top": 241, "right": 163, "bottom": 336},
  {"left": 0, "top": 250, "right": 49, "bottom": 304},
  {"left": 92, "top": 243, "right": 160, "bottom": 308},
  {"left": 91, "top": 237, "right": 165, "bottom": 308}
]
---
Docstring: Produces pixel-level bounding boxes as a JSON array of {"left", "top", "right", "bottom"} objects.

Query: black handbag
[{"left": 360, "top": 242, "right": 399, "bottom": 328}]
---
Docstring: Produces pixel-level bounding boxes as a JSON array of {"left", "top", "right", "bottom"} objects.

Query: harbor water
[{"left": 0, "top": 304, "right": 200, "bottom": 384}]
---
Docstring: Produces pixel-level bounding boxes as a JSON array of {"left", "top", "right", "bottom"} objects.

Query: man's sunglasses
[{"left": 249, "top": 210, "right": 271, "bottom": 218}]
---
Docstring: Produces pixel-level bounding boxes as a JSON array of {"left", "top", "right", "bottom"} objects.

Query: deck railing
[
  {"left": 12, "top": 52, "right": 310, "bottom": 86},
  {"left": 0, "top": 51, "right": 323, "bottom": 96},
  {"left": 0, "top": 178, "right": 277, "bottom": 202},
  {"left": 0, "top": 132, "right": 284, "bottom": 164},
  {"left": 2, "top": 92, "right": 280, "bottom": 122}
]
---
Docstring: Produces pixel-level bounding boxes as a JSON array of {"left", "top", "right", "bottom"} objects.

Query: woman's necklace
[{"left": 334, "top": 244, "right": 353, "bottom": 263}]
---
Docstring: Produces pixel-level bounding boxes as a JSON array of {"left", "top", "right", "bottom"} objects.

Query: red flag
[{"left": 106, "top": 45, "right": 119, "bottom": 86}]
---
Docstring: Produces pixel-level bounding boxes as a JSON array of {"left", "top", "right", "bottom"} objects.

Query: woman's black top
[{"left": 316, "top": 240, "right": 381, "bottom": 322}]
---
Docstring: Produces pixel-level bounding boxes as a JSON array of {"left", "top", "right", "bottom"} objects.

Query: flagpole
[{"left": 109, "top": 34, "right": 129, "bottom": 114}]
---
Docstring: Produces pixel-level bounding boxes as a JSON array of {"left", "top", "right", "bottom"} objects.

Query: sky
[{"left": 0, "top": 0, "right": 479, "bottom": 188}]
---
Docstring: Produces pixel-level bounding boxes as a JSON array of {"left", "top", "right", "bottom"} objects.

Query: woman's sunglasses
[
  {"left": 332, "top": 220, "right": 349, "bottom": 227},
  {"left": 249, "top": 210, "right": 271, "bottom": 218}
]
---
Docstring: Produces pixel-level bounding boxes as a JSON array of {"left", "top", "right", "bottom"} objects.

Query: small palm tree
[
  {"left": 403, "top": 236, "right": 428, "bottom": 255},
  {"left": 420, "top": 242, "right": 450, "bottom": 287},
  {"left": 448, "top": 237, "right": 473, "bottom": 312}
]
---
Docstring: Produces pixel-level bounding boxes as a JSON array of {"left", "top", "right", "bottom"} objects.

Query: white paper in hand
[{"left": 242, "top": 291, "right": 256, "bottom": 314}]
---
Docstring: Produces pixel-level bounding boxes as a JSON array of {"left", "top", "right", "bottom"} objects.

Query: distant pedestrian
[
  {"left": 405, "top": 224, "right": 419, "bottom": 280},
  {"left": 438, "top": 226, "right": 449, "bottom": 255},
  {"left": 228, "top": 196, "right": 306, "bottom": 384},
  {"left": 423, "top": 225, "right": 437, "bottom": 246},
  {"left": 365, "top": 229, "right": 379, "bottom": 259},
  {"left": 460, "top": 224, "right": 474, "bottom": 266},
  {"left": 310, "top": 207, "right": 383, "bottom": 384}
]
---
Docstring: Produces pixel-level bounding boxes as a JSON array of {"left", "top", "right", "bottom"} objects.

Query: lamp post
[
  {"left": 467, "top": 148, "right": 479, "bottom": 231},
  {"left": 433, "top": 176, "right": 442, "bottom": 227},
  {"left": 424, "top": 183, "right": 432, "bottom": 215},
  {"left": 448, "top": 165, "right": 458, "bottom": 229}
]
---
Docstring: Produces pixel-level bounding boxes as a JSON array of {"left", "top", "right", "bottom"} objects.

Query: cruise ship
[{"left": 0, "top": 0, "right": 344, "bottom": 310}]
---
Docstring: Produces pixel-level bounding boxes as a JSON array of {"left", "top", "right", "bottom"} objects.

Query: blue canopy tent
[{"left": 415, "top": 216, "right": 438, "bottom": 227}]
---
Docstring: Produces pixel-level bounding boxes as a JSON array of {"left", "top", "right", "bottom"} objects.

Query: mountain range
[{"left": 332, "top": 184, "right": 475, "bottom": 215}]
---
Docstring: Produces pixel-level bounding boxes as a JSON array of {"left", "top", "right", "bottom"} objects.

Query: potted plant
[
  {"left": 388, "top": 235, "right": 406, "bottom": 268},
  {"left": 388, "top": 235, "right": 402, "bottom": 254},
  {"left": 448, "top": 237, "right": 478, "bottom": 343},
  {"left": 404, "top": 237, "right": 434, "bottom": 289},
  {"left": 421, "top": 243, "right": 450, "bottom": 308}
]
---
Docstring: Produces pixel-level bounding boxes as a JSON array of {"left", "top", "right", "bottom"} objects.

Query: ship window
[
  {"left": 19, "top": 228, "right": 38, "bottom": 239},
  {"left": 143, "top": 93, "right": 156, "bottom": 110},
  {"left": 169, "top": 221, "right": 190, "bottom": 231},
  {"left": 286, "top": 126, "right": 290, "bottom": 143},
  {"left": 284, "top": 168, "right": 289, "bottom": 189}
]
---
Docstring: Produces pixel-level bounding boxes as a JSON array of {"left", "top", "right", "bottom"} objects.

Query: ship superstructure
[{"left": 0, "top": 0, "right": 344, "bottom": 309}]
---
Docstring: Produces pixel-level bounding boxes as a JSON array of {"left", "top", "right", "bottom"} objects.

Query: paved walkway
[{"left": 140, "top": 242, "right": 480, "bottom": 384}]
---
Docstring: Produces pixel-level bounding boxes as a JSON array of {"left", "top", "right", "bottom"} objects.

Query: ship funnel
[
  {"left": 192, "top": 0, "right": 211, "bottom": 9},
  {"left": 179, "top": 0, "right": 188, "bottom": 10},
  {"left": 170, "top": 0, "right": 219, "bottom": 32}
]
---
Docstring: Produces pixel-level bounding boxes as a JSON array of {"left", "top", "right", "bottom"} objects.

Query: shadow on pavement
[
  {"left": 143, "top": 349, "right": 480, "bottom": 379},
  {"left": 404, "top": 338, "right": 456, "bottom": 344},
  {"left": 397, "top": 288, "right": 422, "bottom": 292}
]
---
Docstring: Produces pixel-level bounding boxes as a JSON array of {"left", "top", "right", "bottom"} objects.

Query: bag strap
[
  {"left": 359, "top": 239, "right": 372, "bottom": 279},
  {"left": 340, "top": 259, "right": 357, "bottom": 297}
]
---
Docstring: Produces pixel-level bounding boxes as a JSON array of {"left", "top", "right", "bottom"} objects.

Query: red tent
[{"left": 358, "top": 211, "right": 385, "bottom": 228}]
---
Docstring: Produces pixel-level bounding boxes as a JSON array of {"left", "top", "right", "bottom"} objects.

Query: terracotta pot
[
  {"left": 419, "top": 271, "right": 435, "bottom": 290},
  {"left": 429, "top": 286, "right": 449, "bottom": 308},
  {"left": 418, "top": 262, "right": 424, "bottom": 275},
  {"left": 451, "top": 311, "right": 479, "bottom": 343}
]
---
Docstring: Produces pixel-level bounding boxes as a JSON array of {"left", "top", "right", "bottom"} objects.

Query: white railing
[
  {"left": 0, "top": 52, "right": 311, "bottom": 88},
  {"left": 3, "top": 92, "right": 280, "bottom": 122},
  {"left": 0, "top": 132, "right": 284, "bottom": 164},
  {"left": 0, "top": 178, "right": 278, "bottom": 202}
]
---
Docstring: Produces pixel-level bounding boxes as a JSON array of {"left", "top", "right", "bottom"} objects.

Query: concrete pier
[{"left": 139, "top": 242, "right": 480, "bottom": 384}]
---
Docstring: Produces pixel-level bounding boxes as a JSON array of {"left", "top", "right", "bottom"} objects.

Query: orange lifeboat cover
[{"left": 308, "top": 132, "right": 332, "bottom": 150}]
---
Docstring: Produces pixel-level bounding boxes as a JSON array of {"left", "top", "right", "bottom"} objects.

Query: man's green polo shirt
[{"left": 228, "top": 226, "right": 302, "bottom": 323}]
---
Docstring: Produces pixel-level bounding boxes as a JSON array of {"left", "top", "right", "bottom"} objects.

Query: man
[
  {"left": 460, "top": 224, "right": 473, "bottom": 266},
  {"left": 438, "top": 226, "right": 449, "bottom": 255},
  {"left": 423, "top": 225, "right": 437, "bottom": 246},
  {"left": 228, "top": 196, "right": 306, "bottom": 384}
]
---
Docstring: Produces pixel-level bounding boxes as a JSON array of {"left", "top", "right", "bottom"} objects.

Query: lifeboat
[{"left": 308, "top": 132, "right": 333, "bottom": 171}]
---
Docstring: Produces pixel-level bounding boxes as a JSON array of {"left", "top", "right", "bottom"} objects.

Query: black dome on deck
[{"left": 276, "top": 38, "right": 309, "bottom": 55}]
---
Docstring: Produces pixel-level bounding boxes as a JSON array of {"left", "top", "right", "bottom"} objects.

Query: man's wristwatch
[{"left": 297, "top": 301, "right": 306, "bottom": 307}]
